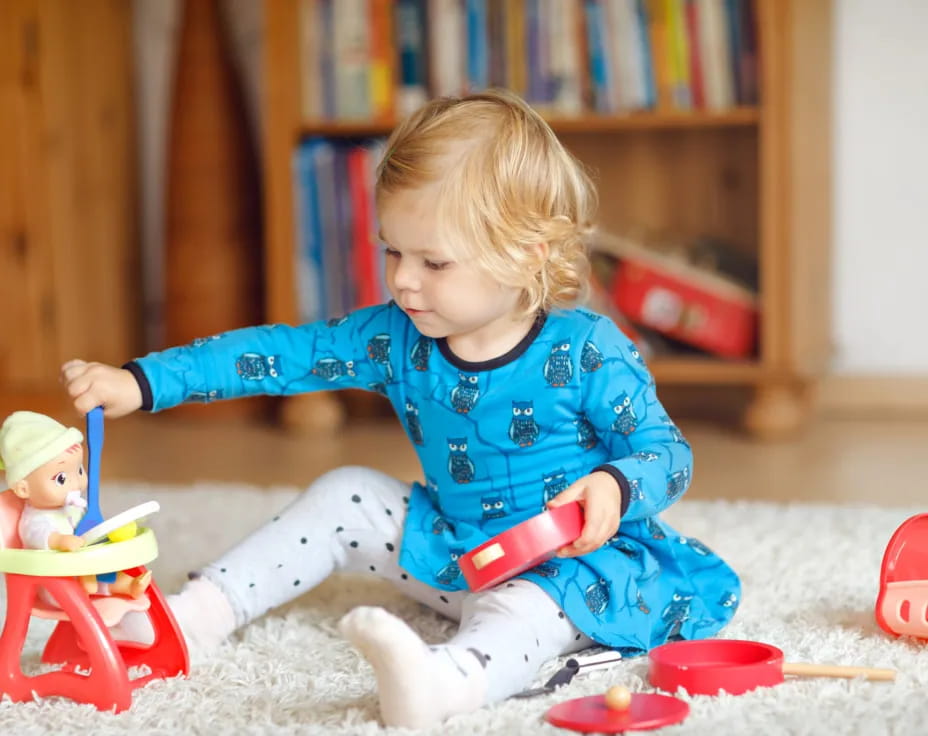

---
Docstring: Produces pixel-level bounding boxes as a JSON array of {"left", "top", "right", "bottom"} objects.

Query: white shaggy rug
[{"left": 2, "top": 483, "right": 927, "bottom": 735}]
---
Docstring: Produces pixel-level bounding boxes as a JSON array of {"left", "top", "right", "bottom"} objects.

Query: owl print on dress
[
  {"left": 447, "top": 438, "right": 475, "bottom": 484},
  {"left": 410, "top": 336, "right": 432, "bottom": 371},
  {"left": 578, "top": 310, "right": 601, "bottom": 322},
  {"left": 666, "top": 467, "right": 690, "bottom": 502},
  {"left": 609, "top": 537, "right": 642, "bottom": 561},
  {"left": 312, "top": 357, "right": 356, "bottom": 381},
  {"left": 542, "top": 469, "right": 569, "bottom": 504},
  {"left": 450, "top": 373, "right": 480, "bottom": 413},
  {"left": 236, "top": 353, "right": 282, "bottom": 380},
  {"left": 580, "top": 340, "right": 604, "bottom": 372},
  {"left": 718, "top": 591, "right": 738, "bottom": 609},
  {"left": 508, "top": 401, "right": 540, "bottom": 447},
  {"left": 543, "top": 341, "right": 573, "bottom": 387},
  {"left": 367, "top": 381, "right": 388, "bottom": 396},
  {"left": 677, "top": 535, "right": 711, "bottom": 556},
  {"left": 574, "top": 413, "right": 598, "bottom": 450},
  {"left": 425, "top": 476, "right": 440, "bottom": 507},
  {"left": 627, "top": 477, "right": 644, "bottom": 503},
  {"left": 404, "top": 400, "right": 424, "bottom": 445},
  {"left": 610, "top": 392, "right": 638, "bottom": 435},
  {"left": 645, "top": 517, "right": 666, "bottom": 540},
  {"left": 630, "top": 450, "right": 659, "bottom": 462},
  {"left": 366, "top": 333, "right": 394, "bottom": 383},
  {"left": 187, "top": 389, "right": 223, "bottom": 403},
  {"left": 530, "top": 561, "right": 561, "bottom": 578},
  {"left": 431, "top": 515, "right": 451, "bottom": 534},
  {"left": 636, "top": 590, "right": 651, "bottom": 614},
  {"left": 326, "top": 315, "right": 348, "bottom": 327},
  {"left": 662, "top": 591, "right": 694, "bottom": 641},
  {"left": 584, "top": 578, "right": 610, "bottom": 616},
  {"left": 627, "top": 342, "right": 646, "bottom": 368},
  {"left": 191, "top": 334, "right": 225, "bottom": 347},
  {"left": 435, "top": 548, "right": 465, "bottom": 586},
  {"left": 480, "top": 494, "right": 507, "bottom": 521}
]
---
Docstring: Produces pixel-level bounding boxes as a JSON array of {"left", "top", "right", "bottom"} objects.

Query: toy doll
[{"left": 0, "top": 411, "right": 150, "bottom": 598}]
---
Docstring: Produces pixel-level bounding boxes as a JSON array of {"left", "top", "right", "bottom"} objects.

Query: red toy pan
[
  {"left": 459, "top": 501, "right": 583, "bottom": 592},
  {"left": 648, "top": 639, "right": 895, "bottom": 696},
  {"left": 875, "top": 513, "right": 928, "bottom": 640}
]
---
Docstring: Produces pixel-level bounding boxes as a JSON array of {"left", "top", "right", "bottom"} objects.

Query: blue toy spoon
[{"left": 74, "top": 406, "right": 104, "bottom": 535}]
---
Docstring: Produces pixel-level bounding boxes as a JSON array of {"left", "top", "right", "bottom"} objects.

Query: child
[
  {"left": 0, "top": 411, "right": 151, "bottom": 598},
  {"left": 61, "top": 90, "right": 740, "bottom": 727}
]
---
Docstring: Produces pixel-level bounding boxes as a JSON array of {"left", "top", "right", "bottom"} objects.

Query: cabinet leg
[{"left": 743, "top": 382, "right": 811, "bottom": 440}]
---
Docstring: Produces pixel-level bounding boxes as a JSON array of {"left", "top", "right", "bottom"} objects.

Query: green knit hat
[{"left": 0, "top": 411, "right": 83, "bottom": 486}]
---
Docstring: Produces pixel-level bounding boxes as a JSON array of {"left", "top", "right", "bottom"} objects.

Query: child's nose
[{"left": 392, "top": 258, "right": 419, "bottom": 291}]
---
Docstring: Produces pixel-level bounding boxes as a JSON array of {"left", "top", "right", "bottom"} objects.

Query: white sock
[
  {"left": 338, "top": 606, "right": 488, "bottom": 728},
  {"left": 110, "top": 577, "right": 236, "bottom": 658}
]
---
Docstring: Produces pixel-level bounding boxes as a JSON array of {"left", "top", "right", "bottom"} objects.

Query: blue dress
[{"left": 131, "top": 302, "right": 740, "bottom": 654}]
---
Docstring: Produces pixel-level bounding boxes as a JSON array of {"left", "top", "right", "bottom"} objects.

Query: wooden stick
[{"left": 782, "top": 662, "right": 896, "bottom": 681}]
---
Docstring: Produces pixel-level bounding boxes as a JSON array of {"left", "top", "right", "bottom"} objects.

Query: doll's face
[{"left": 14, "top": 443, "right": 86, "bottom": 509}]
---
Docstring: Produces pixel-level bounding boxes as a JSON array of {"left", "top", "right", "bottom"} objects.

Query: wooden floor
[{"left": 96, "top": 409, "right": 928, "bottom": 507}]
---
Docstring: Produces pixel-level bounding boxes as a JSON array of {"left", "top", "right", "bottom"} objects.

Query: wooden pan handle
[{"left": 782, "top": 662, "right": 896, "bottom": 681}]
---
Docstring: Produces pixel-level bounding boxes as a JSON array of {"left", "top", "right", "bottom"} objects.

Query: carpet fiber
[{"left": 2, "top": 483, "right": 926, "bottom": 735}]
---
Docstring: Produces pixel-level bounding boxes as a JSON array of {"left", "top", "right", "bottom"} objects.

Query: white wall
[{"left": 832, "top": 0, "right": 928, "bottom": 374}]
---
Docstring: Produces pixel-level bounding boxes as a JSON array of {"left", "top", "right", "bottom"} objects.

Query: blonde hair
[{"left": 376, "top": 89, "right": 596, "bottom": 317}]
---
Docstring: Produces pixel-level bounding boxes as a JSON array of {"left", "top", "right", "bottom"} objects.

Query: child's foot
[
  {"left": 109, "top": 577, "right": 237, "bottom": 658},
  {"left": 129, "top": 570, "right": 152, "bottom": 598},
  {"left": 338, "top": 606, "right": 487, "bottom": 728}
]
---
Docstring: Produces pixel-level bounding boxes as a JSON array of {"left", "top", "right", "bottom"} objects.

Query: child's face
[
  {"left": 379, "top": 186, "right": 524, "bottom": 344},
  {"left": 17, "top": 444, "right": 87, "bottom": 509}
]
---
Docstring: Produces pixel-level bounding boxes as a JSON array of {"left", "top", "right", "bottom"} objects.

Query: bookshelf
[{"left": 262, "top": 0, "right": 832, "bottom": 439}]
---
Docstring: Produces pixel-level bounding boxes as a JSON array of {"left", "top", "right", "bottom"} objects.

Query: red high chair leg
[
  {"left": 42, "top": 566, "right": 190, "bottom": 687},
  {"left": 1, "top": 573, "right": 132, "bottom": 712}
]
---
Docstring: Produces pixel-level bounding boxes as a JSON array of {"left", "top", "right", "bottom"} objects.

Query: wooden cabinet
[
  {"left": 261, "top": 0, "right": 832, "bottom": 438},
  {"left": 0, "top": 0, "right": 139, "bottom": 416}
]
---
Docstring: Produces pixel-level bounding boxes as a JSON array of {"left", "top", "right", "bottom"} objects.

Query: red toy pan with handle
[
  {"left": 459, "top": 501, "right": 584, "bottom": 592},
  {"left": 648, "top": 639, "right": 896, "bottom": 696}
]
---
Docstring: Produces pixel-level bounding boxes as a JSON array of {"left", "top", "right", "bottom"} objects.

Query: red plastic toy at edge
[{"left": 876, "top": 513, "right": 928, "bottom": 640}]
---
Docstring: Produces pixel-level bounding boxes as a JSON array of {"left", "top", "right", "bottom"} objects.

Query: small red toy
[
  {"left": 459, "top": 501, "right": 583, "bottom": 592},
  {"left": 546, "top": 687, "right": 689, "bottom": 733},
  {"left": 648, "top": 639, "right": 895, "bottom": 696},
  {"left": 875, "top": 513, "right": 928, "bottom": 640}
]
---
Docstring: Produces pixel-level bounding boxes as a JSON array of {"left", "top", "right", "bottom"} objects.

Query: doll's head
[
  {"left": 0, "top": 411, "right": 85, "bottom": 509},
  {"left": 376, "top": 89, "right": 596, "bottom": 320}
]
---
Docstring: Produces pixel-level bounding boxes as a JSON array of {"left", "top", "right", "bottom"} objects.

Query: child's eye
[
  {"left": 383, "top": 246, "right": 400, "bottom": 258},
  {"left": 78, "top": 466, "right": 84, "bottom": 476},
  {"left": 54, "top": 473, "right": 67, "bottom": 486},
  {"left": 424, "top": 259, "right": 450, "bottom": 271}
]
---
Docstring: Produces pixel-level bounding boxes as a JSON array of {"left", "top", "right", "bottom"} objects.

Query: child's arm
[
  {"left": 559, "top": 317, "right": 694, "bottom": 531},
  {"left": 63, "top": 304, "right": 401, "bottom": 414}
]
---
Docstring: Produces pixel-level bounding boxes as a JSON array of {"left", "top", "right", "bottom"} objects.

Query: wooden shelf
[
  {"left": 651, "top": 357, "right": 763, "bottom": 385},
  {"left": 264, "top": 0, "right": 834, "bottom": 438},
  {"left": 298, "top": 107, "right": 760, "bottom": 139}
]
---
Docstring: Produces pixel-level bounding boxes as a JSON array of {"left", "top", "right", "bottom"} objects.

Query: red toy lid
[
  {"left": 546, "top": 693, "right": 689, "bottom": 733},
  {"left": 459, "top": 501, "right": 584, "bottom": 592}
]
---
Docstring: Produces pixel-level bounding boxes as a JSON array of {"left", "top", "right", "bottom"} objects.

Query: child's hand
[
  {"left": 547, "top": 471, "right": 623, "bottom": 558},
  {"left": 49, "top": 532, "right": 85, "bottom": 552},
  {"left": 60, "top": 359, "right": 143, "bottom": 418}
]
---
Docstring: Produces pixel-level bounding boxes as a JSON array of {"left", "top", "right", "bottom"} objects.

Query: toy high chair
[{"left": 0, "top": 409, "right": 188, "bottom": 711}]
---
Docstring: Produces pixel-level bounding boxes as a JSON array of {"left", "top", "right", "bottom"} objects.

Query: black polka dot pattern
[{"left": 351, "top": 494, "right": 361, "bottom": 503}]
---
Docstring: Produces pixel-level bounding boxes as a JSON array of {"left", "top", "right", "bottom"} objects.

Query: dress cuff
[
  {"left": 122, "top": 361, "right": 154, "bottom": 411},
  {"left": 592, "top": 464, "right": 631, "bottom": 518}
]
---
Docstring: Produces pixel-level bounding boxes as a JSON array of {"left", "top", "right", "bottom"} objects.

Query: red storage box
[{"left": 609, "top": 248, "right": 758, "bottom": 359}]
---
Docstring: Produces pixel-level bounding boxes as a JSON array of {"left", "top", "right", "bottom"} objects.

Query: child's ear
[{"left": 10, "top": 480, "right": 30, "bottom": 500}]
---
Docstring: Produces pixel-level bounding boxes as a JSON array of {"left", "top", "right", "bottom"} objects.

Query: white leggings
[{"left": 198, "top": 466, "right": 593, "bottom": 701}]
